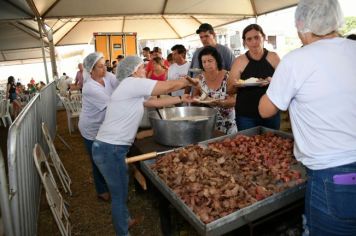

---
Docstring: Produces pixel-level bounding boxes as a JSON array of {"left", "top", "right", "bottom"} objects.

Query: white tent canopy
[{"left": 0, "top": 0, "right": 298, "bottom": 62}]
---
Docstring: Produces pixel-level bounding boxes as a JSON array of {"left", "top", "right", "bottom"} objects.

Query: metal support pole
[
  {"left": 0, "top": 150, "right": 15, "bottom": 236},
  {"left": 37, "top": 18, "right": 50, "bottom": 84},
  {"left": 47, "top": 29, "right": 58, "bottom": 79}
]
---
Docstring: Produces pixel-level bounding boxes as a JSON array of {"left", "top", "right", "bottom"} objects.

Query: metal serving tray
[{"left": 140, "top": 126, "right": 306, "bottom": 236}]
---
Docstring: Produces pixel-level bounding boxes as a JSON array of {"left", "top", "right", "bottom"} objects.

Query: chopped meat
[{"left": 150, "top": 133, "right": 305, "bottom": 224}]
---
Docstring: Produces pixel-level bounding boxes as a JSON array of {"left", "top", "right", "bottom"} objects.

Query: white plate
[
  {"left": 193, "top": 98, "right": 220, "bottom": 104},
  {"left": 235, "top": 80, "right": 268, "bottom": 87}
]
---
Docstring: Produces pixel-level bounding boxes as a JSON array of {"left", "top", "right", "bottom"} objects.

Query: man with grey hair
[{"left": 259, "top": 0, "right": 356, "bottom": 234}]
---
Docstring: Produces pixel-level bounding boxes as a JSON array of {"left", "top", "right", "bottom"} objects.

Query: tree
[{"left": 340, "top": 17, "right": 356, "bottom": 36}]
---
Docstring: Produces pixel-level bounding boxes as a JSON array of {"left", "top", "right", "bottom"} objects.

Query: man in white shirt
[
  {"left": 167, "top": 44, "right": 190, "bottom": 97},
  {"left": 58, "top": 73, "right": 73, "bottom": 96}
]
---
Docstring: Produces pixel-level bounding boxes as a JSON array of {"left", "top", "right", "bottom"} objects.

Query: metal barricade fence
[
  {"left": 3, "top": 81, "right": 57, "bottom": 236},
  {"left": 0, "top": 149, "right": 15, "bottom": 236}
]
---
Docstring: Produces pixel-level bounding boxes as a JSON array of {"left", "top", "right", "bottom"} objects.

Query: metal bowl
[
  {"left": 139, "top": 107, "right": 152, "bottom": 128},
  {"left": 149, "top": 106, "right": 217, "bottom": 146}
]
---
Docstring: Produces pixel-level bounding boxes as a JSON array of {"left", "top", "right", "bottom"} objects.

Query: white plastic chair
[
  {"left": 59, "top": 96, "right": 81, "bottom": 135},
  {"left": 70, "top": 93, "right": 82, "bottom": 102},
  {"left": 0, "top": 99, "right": 12, "bottom": 127},
  {"left": 33, "top": 144, "right": 71, "bottom": 236},
  {"left": 42, "top": 122, "right": 72, "bottom": 195}
]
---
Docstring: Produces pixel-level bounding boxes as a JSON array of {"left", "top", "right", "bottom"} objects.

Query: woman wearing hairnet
[
  {"left": 78, "top": 52, "right": 119, "bottom": 202},
  {"left": 92, "top": 56, "right": 196, "bottom": 235},
  {"left": 259, "top": 0, "right": 356, "bottom": 234}
]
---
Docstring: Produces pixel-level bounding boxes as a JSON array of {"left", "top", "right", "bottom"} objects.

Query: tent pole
[
  {"left": 37, "top": 18, "right": 50, "bottom": 84},
  {"left": 47, "top": 29, "right": 58, "bottom": 79}
]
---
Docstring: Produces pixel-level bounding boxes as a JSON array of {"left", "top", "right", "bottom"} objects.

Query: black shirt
[{"left": 235, "top": 48, "right": 275, "bottom": 118}]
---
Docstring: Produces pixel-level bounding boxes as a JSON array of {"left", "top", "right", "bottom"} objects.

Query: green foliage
[{"left": 340, "top": 17, "right": 356, "bottom": 36}]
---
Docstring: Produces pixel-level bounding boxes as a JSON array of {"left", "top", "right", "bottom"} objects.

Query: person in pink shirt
[
  {"left": 147, "top": 57, "right": 167, "bottom": 81},
  {"left": 74, "top": 63, "right": 84, "bottom": 90},
  {"left": 145, "top": 47, "right": 169, "bottom": 77}
]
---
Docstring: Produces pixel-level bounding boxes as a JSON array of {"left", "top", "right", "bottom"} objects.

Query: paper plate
[
  {"left": 193, "top": 98, "right": 220, "bottom": 104},
  {"left": 235, "top": 79, "right": 268, "bottom": 87}
]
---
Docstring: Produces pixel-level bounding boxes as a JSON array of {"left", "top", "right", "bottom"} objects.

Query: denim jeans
[
  {"left": 83, "top": 138, "right": 109, "bottom": 195},
  {"left": 9, "top": 92, "right": 17, "bottom": 102},
  {"left": 92, "top": 140, "right": 131, "bottom": 236},
  {"left": 304, "top": 162, "right": 356, "bottom": 236},
  {"left": 236, "top": 113, "right": 280, "bottom": 131}
]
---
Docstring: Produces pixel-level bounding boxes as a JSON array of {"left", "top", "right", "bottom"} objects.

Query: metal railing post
[{"left": 0, "top": 150, "right": 15, "bottom": 236}]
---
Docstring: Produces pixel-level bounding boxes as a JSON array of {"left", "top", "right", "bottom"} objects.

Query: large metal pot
[
  {"left": 139, "top": 107, "right": 152, "bottom": 128},
  {"left": 149, "top": 106, "right": 217, "bottom": 146}
]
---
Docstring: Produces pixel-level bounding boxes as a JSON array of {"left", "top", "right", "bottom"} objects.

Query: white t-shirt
[
  {"left": 78, "top": 72, "right": 119, "bottom": 140},
  {"left": 167, "top": 62, "right": 190, "bottom": 96},
  {"left": 58, "top": 76, "right": 72, "bottom": 95},
  {"left": 266, "top": 37, "right": 356, "bottom": 170},
  {"left": 96, "top": 77, "right": 157, "bottom": 145}
]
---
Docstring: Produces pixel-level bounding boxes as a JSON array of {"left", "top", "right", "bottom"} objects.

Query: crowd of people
[{"left": 2, "top": 76, "right": 46, "bottom": 119}]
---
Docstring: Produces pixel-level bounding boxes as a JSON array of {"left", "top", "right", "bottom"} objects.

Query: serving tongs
[
  {"left": 125, "top": 142, "right": 210, "bottom": 164},
  {"left": 185, "top": 76, "right": 211, "bottom": 99},
  {"left": 126, "top": 149, "right": 178, "bottom": 164}
]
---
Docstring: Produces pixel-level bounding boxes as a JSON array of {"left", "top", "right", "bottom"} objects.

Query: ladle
[{"left": 156, "top": 108, "right": 163, "bottom": 119}]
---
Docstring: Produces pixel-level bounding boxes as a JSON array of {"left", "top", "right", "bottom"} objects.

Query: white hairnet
[
  {"left": 116, "top": 56, "right": 143, "bottom": 81},
  {"left": 83, "top": 52, "right": 103, "bottom": 73},
  {"left": 82, "top": 52, "right": 103, "bottom": 83},
  {"left": 295, "top": 0, "right": 344, "bottom": 36}
]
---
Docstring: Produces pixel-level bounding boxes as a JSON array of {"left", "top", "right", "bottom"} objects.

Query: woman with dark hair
[
  {"left": 193, "top": 46, "right": 237, "bottom": 134},
  {"left": 6, "top": 76, "right": 22, "bottom": 118},
  {"left": 7, "top": 76, "right": 16, "bottom": 101},
  {"left": 228, "top": 24, "right": 280, "bottom": 131}
]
